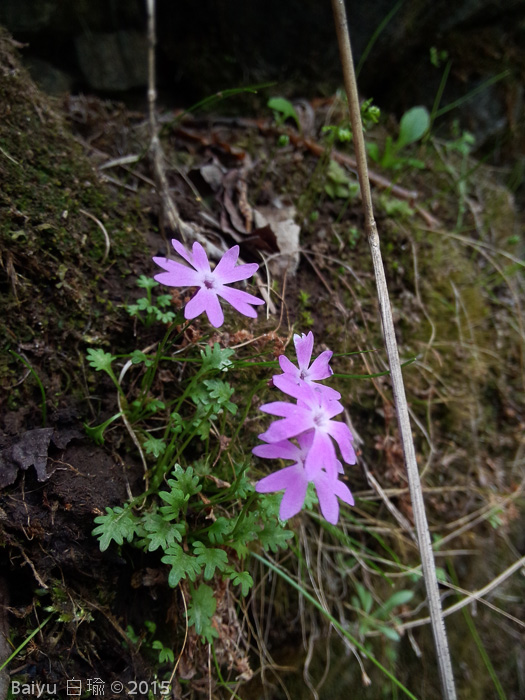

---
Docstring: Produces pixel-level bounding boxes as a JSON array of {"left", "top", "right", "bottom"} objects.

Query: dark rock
[
  {"left": 75, "top": 29, "right": 148, "bottom": 91},
  {"left": 25, "top": 55, "right": 74, "bottom": 95}
]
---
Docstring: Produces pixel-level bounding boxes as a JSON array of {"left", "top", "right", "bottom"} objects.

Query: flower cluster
[
  {"left": 153, "top": 242, "right": 355, "bottom": 524},
  {"left": 153, "top": 239, "right": 264, "bottom": 328},
  {"left": 254, "top": 332, "right": 356, "bottom": 524}
]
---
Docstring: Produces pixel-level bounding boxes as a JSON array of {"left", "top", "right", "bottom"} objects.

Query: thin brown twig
[
  {"left": 330, "top": 2, "right": 457, "bottom": 698},
  {"left": 165, "top": 584, "right": 189, "bottom": 695},
  {"left": 145, "top": 0, "right": 226, "bottom": 262}
]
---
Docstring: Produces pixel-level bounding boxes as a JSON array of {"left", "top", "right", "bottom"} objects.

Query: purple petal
[
  {"left": 191, "top": 242, "right": 211, "bottom": 273},
  {"left": 273, "top": 374, "right": 341, "bottom": 402},
  {"left": 255, "top": 465, "right": 299, "bottom": 493},
  {"left": 314, "top": 476, "right": 340, "bottom": 524},
  {"left": 272, "top": 374, "right": 303, "bottom": 399},
  {"left": 215, "top": 247, "right": 259, "bottom": 283},
  {"left": 296, "top": 390, "right": 344, "bottom": 423},
  {"left": 303, "top": 394, "right": 344, "bottom": 419},
  {"left": 218, "top": 262, "right": 259, "bottom": 283},
  {"left": 314, "top": 384, "right": 342, "bottom": 401},
  {"left": 304, "top": 431, "right": 338, "bottom": 478},
  {"left": 327, "top": 421, "right": 356, "bottom": 465},
  {"left": 308, "top": 350, "right": 334, "bottom": 380},
  {"left": 256, "top": 464, "right": 308, "bottom": 520},
  {"left": 258, "top": 400, "right": 300, "bottom": 418},
  {"left": 294, "top": 332, "right": 314, "bottom": 369},
  {"left": 217, "top": 286, "right": 264, "bottom": 318},
  {"left": 252, "top": 439, "right": 301, "bottom": 461},
  {"left": 152, "top": 258, "right": 201, "bottom": 287},
  {"left": 278, "top": 355, "right": 299, "bottom": 376},
  {"left": 297, "top": 430, "right": 315, "bottom": 452},
  {"left": 184, "top": 288, "right": 224, "bottom": 327},
  {"left": 258, "top": 404, "right": 313, "bottom": 442},
  {"left": 293, "top": 383, "right": 326, "bottom": 404},
  {"left": 279, "top": 476, "right": 308, "bottom": 520},
  {"left": 333, "top": 478, "right": 354, "bottom": 506},
  {"left": 259, "top": 416, "right": 309, "bottom": 443},
  {"left": 171, "top": 239, "right": 194, "bottom": 266},
  {"left": 212, "top": 245, "right": 240, "bottom": 277}
]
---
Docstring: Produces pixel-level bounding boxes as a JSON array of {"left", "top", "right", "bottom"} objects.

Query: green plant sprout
[
  {"left": 125, "top": 622, "right": 175, "bottom": 666},
  {"left": 352, "top": 581, "right": 414, "bottom": 642},
  {"left": 430, "top": 46, "right": 449, "bottom": 69},
  {"left": 347, "top": 226, "right": 360, "bottom": 248},
  {"left": 324, "top": 159, "right": 360, "bottom": 199},
  {"left": 367, "top": 105, "right": 430, "bottom": 169},
  {"left": 161, "top": 82, "right": 276, "bottom": 134},
  {"left": 267, "top": 96, "right": 300, "bottom": 130},
  {"left": 360, "top": 96, "right": 381, "bottom": 130},
  {"left": 127, "top": 275, "right": 177, "bottom": 326},
  {"left": 321, "top": 124, "right": 352, "bottom": 144},
  {"left": 298, "top": 289, "right": 315, "bottom": 328}
]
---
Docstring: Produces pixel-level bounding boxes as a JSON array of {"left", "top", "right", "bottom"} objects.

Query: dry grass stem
[{"left": 330, "top": 1, "right": 457, "bottom": 697}]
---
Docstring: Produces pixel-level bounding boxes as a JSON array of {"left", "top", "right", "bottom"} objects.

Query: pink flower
[
  {"left": 153, "top": 240, "right": 265, "bottom": 328},
  {"left": 258, "top": 386, "right": 356, "bottom": 478},
  {"left": 273, "top": 332, "right": 340, "bottom": 400},
  {"left": 254, "top": 432, "right": 354, "bottom": 523}
]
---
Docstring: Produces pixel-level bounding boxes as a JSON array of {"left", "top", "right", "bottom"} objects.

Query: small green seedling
[
  {"left": 267, "top": 97, "right": 300, "bottom": 130},
  {"left": 430, "top": 46, "right": 449, "bottom": 68},
  {"left": 367, "top": 106, "right": 430, "bottom": 169},
  {"left": 352, "top": 582, "right": 414, "bottom": 642},
  {"left": 324, "top": 160, "right": 360, "bottom": 200},
  {"left": 127, "top": 275, "right": 177, "bottom": 326},
  {"left": 321, "top": 124, "right": 352, "bottom": 144}
]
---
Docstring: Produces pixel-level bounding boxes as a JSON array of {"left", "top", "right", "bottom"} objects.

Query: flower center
[
  {"left": 299, "top": 370, "right": 307, "bottom": 381},
  {"left": 203, "top": 274, "right": 216, "bottom": 290},
  {"left": 312, "top": 410, "right": 327, "bottom": 429}
]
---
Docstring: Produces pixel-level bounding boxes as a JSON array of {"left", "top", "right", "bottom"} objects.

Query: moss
[{"left": 0, "top": 27, "right": 145, "bottom": 413}]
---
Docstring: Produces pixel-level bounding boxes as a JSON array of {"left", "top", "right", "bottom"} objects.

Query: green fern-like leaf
[
  {"left": 136, "top": 275, "right": 158, "bottom": 290},
  {"left": 228, "top": 511, "right": 262, "bottom": 556},
  {"left": 203, "top": 379, "right": 237, "bottom": 415},
  {"left": 258, "top": 518, "right": 294, "bottom": 553},
  {"left": 227, "top": 569, "right": 254, "bottom": 597},
  {"left": 187, "top": 584, "right": 218, "bottom": 644},
  {"left": 86, "top": 348, "right": 117, "bottom": 373},
  {"left": 130, "top": 349, "right": 155, "bottom": 367},
  {"left": 192, "top": 541, "right": 229, "bottom": 580},
  {"left": 151, "top": 640, "right": 175, "bottom": 664},
  {"left": 200, "top": 343, "right": 234, "bottom": 372},
  {"left": 143, "top": 435, "right": 166, "bottom": 458},
  {"left": 168, "top": 465, "right": 202, "bottom": 498},
  {"left": 230, "top": 466, "right": 255, "bottom": 498},
  {"left": 141, "top": 513, "right": 185, "bottom": 552},
  {"left": 159, "top": 486, "right": 188, "bottom": 521},
  {"left": 92, "top": 505, "right": 140, "bottom": 552},
  {"left": 161, "top": 544, "right": 202, "bottom": 587},
  {"left": 207, "top": 517, "right": 234, "bottom": 544}
]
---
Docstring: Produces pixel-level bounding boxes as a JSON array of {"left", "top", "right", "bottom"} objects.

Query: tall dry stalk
[{"left": 330, "top": 2, "right": 457, "bottom": 698}]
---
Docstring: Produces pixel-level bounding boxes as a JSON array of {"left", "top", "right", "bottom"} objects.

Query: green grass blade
[
  {"left": 0, "top": 614, "right": 53, "bottom": 671},
  {"left": 252, "top": 552, "right": 419, "bottom": 699}
]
